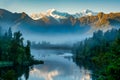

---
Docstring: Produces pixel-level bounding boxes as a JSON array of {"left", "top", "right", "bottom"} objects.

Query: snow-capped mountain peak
[
  {"left": 30, "top": 9, "right": 97, "bottom": 20},
  {"left": 46, "top": 8, "right": 69, "bottom": 19},
  {"left": 82, "top": 9, "right": 97, "bottom": 16},
  {"left": 46, "top": 8, "right": 56, "bottom": 14},
  {"left": 73, "top": 9, "right": 97, "bottom": 18},
  {"left": 30, "top": 9, "right": 69, "bottom": 20},
  {"left": 81, "top": 9, "right": 93, "bottom": 13}
]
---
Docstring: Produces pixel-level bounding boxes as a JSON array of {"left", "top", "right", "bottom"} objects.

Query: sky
[{"left": 0, "top": 0, "right": 120, "bottom": 15}]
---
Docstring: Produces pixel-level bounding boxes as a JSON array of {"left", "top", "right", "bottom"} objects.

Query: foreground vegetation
[
  {"left": 0, "top": 28, "right": 34, "bottom": 65},
  {"left": 73, "top": 29, "right": 120, "bottom": 80},
  {"left": 0, "top": 28, "right": 43, "bottom": 80}
]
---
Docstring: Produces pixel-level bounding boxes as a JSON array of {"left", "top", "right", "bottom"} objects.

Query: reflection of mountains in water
[
  {"left": 30, "top": 49, "right": 92, "bottom": 80},
  {"left": 30, "top": 57, "right": 92, "bottom": 80}
]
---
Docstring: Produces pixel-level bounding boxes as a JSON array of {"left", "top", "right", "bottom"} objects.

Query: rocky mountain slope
[{"left": 0, "top": 8, "right": 120, "bottom": 35}]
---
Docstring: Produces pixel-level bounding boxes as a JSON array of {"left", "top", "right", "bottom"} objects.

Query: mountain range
[
  {"left": 30, "top": 9, "right": 97, "bottom": 20},
  {"left": 0, "top": 8, "right": 120, "bottom": 35}
]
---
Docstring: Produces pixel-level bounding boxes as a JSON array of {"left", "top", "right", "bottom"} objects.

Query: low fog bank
[
  {"left": 22, "top": 33, "right": 92, "bottom": 45},
  {"left": 0, "top": 25, "right": 93, "bottom": 45}
]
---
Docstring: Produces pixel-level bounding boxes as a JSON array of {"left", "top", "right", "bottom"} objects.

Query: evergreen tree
[
  {"left": 0, "top": 28, "right": 33, "bottom": 65},
  {"left": 8, "top": 27, "right": 12, "bottom": 39},
  {"left": 73, "top": 28, "right": 120, "bottom": 80},
  {"left": 25, "top": 40, "right": 31, "bottom": 60}
]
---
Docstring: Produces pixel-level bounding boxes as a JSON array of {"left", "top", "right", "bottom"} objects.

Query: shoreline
[{"left": 0, "top": 60, "right": 44, "bottom": 68}]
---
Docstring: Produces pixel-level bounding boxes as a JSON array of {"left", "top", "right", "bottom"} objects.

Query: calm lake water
[{"left": 20, "top": 49, "right": 92, "bottom": 80}]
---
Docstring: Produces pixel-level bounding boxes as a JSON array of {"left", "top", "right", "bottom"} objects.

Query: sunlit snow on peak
[{"left": 30, "top": 9, "right": 97, "bottom": 20}]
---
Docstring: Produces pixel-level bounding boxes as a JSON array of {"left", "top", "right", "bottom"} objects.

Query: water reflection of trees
[{"left": 0, "top": 66, "right": 31, "bottom": 80}]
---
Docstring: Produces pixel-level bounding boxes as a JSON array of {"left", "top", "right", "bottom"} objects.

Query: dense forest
[
  {"left": 0, "top": 27, "right": 33, "bottom": 65},
  {"left": 0, "top": 28, "right": 43, "bottom": 80},
  {"left": 73, "top": 29, "right": 120, "bottom": 80}
]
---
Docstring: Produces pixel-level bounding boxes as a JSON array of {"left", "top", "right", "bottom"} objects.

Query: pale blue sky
[{"left": 0, "top": 0, "right": 120, "bottom": 15}]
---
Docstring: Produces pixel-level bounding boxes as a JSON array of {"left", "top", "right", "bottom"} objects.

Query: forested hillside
[{"left": 73, "top": 29, "right": 120, "bottom": 80}]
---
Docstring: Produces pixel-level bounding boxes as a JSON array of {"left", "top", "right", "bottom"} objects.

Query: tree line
[
  {"left": 0, "top": 27, "right": 33, "bottom": 65},
  {"left": 73, "top": 29, "right": 120, "bottom": 80}
]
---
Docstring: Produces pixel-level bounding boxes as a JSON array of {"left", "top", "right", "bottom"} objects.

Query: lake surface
[{"left": 21, "top": 49, "right": 92, "bottom": 80}]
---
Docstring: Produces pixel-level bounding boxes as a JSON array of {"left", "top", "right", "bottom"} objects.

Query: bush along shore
[{"left": 0, "top": 27, "right": 44, "bottom": 67}]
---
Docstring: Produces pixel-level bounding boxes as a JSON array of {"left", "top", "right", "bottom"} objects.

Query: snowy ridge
[{"left": 30, "top": 9, "right": 97, "bottom": 20}]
